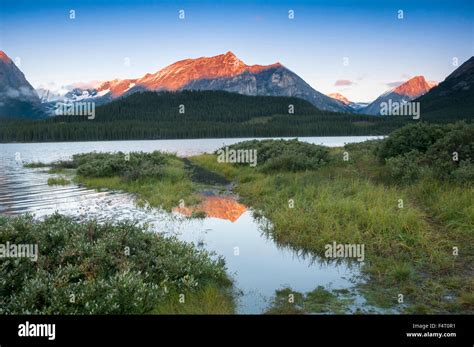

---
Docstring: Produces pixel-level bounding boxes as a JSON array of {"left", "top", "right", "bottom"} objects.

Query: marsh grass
[
  {"left": 265, "top": 286, "right": 355, "bottom": 314},
  {"left": 24, "top": 161, "right": 49, "bottom": 168},
  {"left": 152, "top": 285, "right": 235, "bottom": 314},
  {"left": 53, "top": 151, "right": 201, "bottom": 211},
  {"left": 192, "top": 140, "right": 473, "bottom": 313},
  {"left": 37, "top": 135, "right": 472, "bottom": 313},
  {"left": 47, "top": 177, "right": 71, "bottom": 186},
  {"left": 76, "top": 175, "right": 200, "bottom": 211}
]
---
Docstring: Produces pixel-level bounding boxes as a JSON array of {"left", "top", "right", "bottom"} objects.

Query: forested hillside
[{"left": 0, "top": 91, "right": 437, "bottom": 142}]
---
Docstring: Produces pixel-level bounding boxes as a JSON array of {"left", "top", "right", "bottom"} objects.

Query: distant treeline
[{"left": 0, "top": 91, "right": 456, "bottom": 143}]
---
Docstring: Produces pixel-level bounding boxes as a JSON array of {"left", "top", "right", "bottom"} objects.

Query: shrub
[
  {"left": 220, "top": 139, "right": 330, "bottom": 172},
  {"left": 52, "top": 160, "right": 76, "bottom": 169},
  {"left": 424, "top": 122, "right": 474, "bottom": 179},
  {"left": 71, "top": 151, "right": 172, "bottom": 181},
  {"left": 452, "top": 160, "right": 474, "bottom": 182},
  {"left": 385, "top": 150, "right": 426, "bottom": 182},
  {"left": 377, "top": 122, "right": 447, "bottom": 161},
  {"left": 380, "top": 122, "right": 474, "bottom": 182},
  {"left": 0, "top": 214, "right": 229, "bottom": 314}
]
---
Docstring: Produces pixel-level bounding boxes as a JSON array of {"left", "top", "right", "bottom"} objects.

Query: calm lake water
[{"left": 0, "top": 136, "right": 384, "bottom": 314}]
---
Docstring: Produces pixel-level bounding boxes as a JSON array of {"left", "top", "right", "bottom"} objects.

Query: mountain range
[
  {"left": 61, "top": 51, "right": 351, "bottom": 113},
  {"left": 0, "top": 50, "right": 473, "bottom": 122}
]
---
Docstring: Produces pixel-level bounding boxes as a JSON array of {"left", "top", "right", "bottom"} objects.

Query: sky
[{"left": 0, "top": 0, "right": 473, "bottom": 102}]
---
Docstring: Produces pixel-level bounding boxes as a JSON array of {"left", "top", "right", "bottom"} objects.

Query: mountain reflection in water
[{"left": 173, "top": 196, "right": 247, "bottom": 222}]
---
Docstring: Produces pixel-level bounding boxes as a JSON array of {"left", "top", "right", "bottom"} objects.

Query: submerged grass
[{"left": 265, "top": 286, "right": 355, "bottom": 314}]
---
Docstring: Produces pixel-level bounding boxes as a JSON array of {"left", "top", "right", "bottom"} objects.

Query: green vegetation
[
  {"left": 265, "top": 287, "right": 355, "bottom": 314},
  {"left": 190, "top": 210, "right": 207, "bottom": 219},
  {"left": 0, "top": 91, "right": 412, "bottom": 142},
  {"left": 191, "top": 122, "right": 474, "bottom": 313},
  {"left": 379, "top": 122, "right": 474, "bottom": 182},
  {"left": 23, "top": 161, "right": 49, "bottom": 168},
  {"left": 219, "top": 139, "right": 329, "bottom": 172},
  {"left": 47, "top": 177, "right": 70, "bottom": 186},
  {"left": 51, "top": 151, "right": 200, "bottom": 211},
  {"left": 152, "top": 285, "right": 234, "bottom": 314},
  {"left": 16, "top": 121, "right": 473, "bottom": 314},
  {"left": 0, "top": 214, "right": 234, "bottom": 314},
  {"left": 415, "top": 59, "right": 474, "bottom": 123}
]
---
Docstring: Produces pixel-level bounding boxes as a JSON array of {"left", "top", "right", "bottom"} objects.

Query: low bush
[
  {"left": 219, "top": 139, "right": 330, "bottom": 172},
  {"left": 67, "top": 151, "right": 173, "bottom": 181},
  {"left": 424, "top": 122, "right": 474, "bottom": 179},
  {"left": 380, "top": 122, "right": 474, "bottom": 182},
  {"left": 0, "top": 214, "right": 230, "bottom": 314},
  {"left": 385, "top": 150, "right": 425, "bottom": 183},
  {"left": 377, "top": 122, "right": 447, "bottom": 161}
]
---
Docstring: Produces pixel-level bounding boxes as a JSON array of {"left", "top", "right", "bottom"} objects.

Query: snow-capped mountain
[
  {"left": 63, "top": 52, "right": 351, "bottom": 113},
  {"left": 360, "top": 76, "right": 437, "bottom": 115},
  {"left": 328, "top": 92, "right": 350, "bottom": 105},
  {"left": 328, "top": 92, "right": 369, "bottom": 111}
]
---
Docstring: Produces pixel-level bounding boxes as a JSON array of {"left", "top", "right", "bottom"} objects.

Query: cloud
[
  {"left": 0, "top": 86, "right": 39, "bottom": 101},
  {"left": 334, "top": 79, "right": 354, "bottom": 86},
  {"left": 65, "top": 80, "right": 102, "bottom": 90},
  {"left": 386, "top": 81, "right": 404, "bottom": 88}
]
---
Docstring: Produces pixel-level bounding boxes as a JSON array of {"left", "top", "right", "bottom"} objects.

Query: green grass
[
  {"left": 191, "top": 142, "right": 473, "bottom": 313},
  {"left": 37, "top": 136, "right": 472, "bottom": 314},
  {"left": 47, "top": 167, "right": 70, "bottom": 174},
  {"left": 76, "top": 175, "right": 200, "bottom": 211},
  {"left": 24, "top": 161, "right": 49, "bottom": 168},
  {"left": 52, "top": 151, "right": 201, "bottom": 211},
  {"left": 47, "top": 177, "right": 71, "bottom": 186},
  {"left": 265, "top": 286, "right": 355, "bottom": 314},
  {"left": 152, "top": 285, "right": 235, "bottom": 314},
  {"left": 190, "top": 210, "right": 207, "bottom": 219}
]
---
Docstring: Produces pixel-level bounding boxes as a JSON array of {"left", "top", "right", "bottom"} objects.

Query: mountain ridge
[
  {"left": 0, "top": 51, "right": 46, "bottom": 119},
  {"left": 68, "top": 51, "right": 351, "bottom": 113},
  {"left": 360, "top": 75, "right": 436, "bottom": 115},
  {"left": 416, "top": 56, "right": 474, "bottom": 121}
]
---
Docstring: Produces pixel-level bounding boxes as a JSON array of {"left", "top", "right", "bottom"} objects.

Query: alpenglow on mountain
[
  {"left": 360, "top": 76, "right": 437, "bottom": 115},
  {"left": 72, "top": 52, "right": 351, "bottom": 113},
  {"left": 327, "top": 92, "right": 369, "bottom": 111}
]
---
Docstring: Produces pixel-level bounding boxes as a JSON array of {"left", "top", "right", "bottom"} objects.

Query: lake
[{"left": 0, "top": 136, "right": 384, "bottom": 313}]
